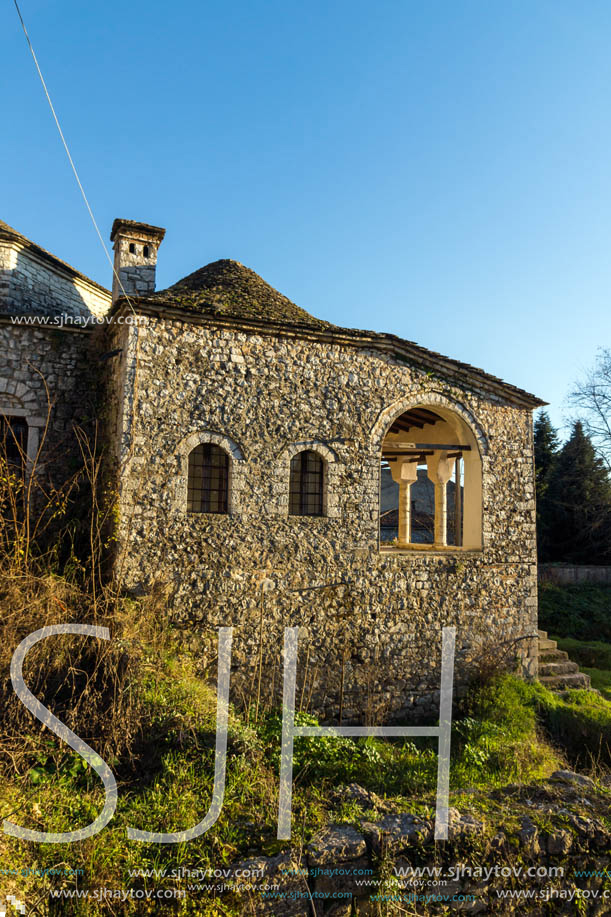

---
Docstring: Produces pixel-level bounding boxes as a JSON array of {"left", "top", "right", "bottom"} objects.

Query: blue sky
[{"left": 2, "top": 0, "right": 611, "bottom": 434}]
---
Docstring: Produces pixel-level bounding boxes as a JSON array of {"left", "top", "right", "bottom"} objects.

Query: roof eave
[
  {"left": 112, "top": 297, "right": 546, "bottom": 410},
  {"left": 0, "top": 224, "right": 110, "bottom": 297}
]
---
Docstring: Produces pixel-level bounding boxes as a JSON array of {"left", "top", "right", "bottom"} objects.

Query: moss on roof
[
  {"left": 143, "top": 259, "right": 334, "bottom": 331},
  {"left": 119, "top": 257, "right": 545, "bottom": 408}
]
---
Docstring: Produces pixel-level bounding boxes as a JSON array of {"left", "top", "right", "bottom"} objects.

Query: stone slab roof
[
  {"left": 142, "top": 259, "right": 332, "bottom": 330},
  {"left": 0, "top": 219, "right": 110, "bottom": 295},
  {"left": 110, "top": 219, "right": 166, "bottom": 243},
  {"left": 117, "top": 258, "right": 546, "bottom": 409}
]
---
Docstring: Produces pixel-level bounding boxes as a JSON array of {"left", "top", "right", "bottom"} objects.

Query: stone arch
[
  {"left": 176, "top": 430, "right": 246, "bottom": 514},
  {"left": 370, "top": 391, "right": 488, "bottom": 458},
  {"left": 372, "top": 392, "right": 486, "bottom": 550},
  {"left": 0, "top": 377, "right": 45, "bottom": 471},
  {"left": 276, "top": 440, "right": 340, "bottom": 518}
]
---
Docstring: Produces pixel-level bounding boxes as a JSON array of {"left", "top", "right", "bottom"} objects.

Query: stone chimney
[{"left": 110, "top": 219, "right": 166, "bottom": 304}]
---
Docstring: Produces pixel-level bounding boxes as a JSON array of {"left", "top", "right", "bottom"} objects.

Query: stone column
[
  {"left": 454, "top": 456, "right": 462, "bottom": 546},
  {"left": 390, "top": 459, "right": 419, "bottom": 545},
  {"left": 426, "top": 452, "right": 456, "bottom": 547}
]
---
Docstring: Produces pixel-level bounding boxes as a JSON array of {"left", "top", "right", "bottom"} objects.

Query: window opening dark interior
[
  {"left": 0, "top": 415, "right": 27, "bottom": 472},
  {"left": 187, "top": 444, "right": 229, "bottom": 513},
  {"left": 289, "top": 450, "right": 323, "bottom": 516}
]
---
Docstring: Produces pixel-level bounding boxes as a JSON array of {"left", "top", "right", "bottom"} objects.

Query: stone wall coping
[{"left": 110, "top": 219, "right": 166, "bottom": 243}]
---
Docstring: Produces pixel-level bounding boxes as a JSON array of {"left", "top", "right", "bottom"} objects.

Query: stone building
[
  {"left": 0, "top": 219, "right": 109, "bottom": 478},
  {"left": 0, "top": 217, "right": 544, "bottom": 722}
]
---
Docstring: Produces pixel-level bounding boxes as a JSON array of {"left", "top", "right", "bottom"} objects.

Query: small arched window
[
  {"left": 143, "top": 245, "right": 150, "bottom": 258},
  {"left": 289, "top": 450, "right": 324, "bottom": 516},
  {"left": 187, "top": 443, "right": 229, "bottom": 513},
  {"left": 129, "top": 242, "right": 136, "bottom": 254}
]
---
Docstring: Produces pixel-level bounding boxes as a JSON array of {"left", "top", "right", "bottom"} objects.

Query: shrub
[{"left": 452, "top": 676, "right": 561, "bottom": 786}]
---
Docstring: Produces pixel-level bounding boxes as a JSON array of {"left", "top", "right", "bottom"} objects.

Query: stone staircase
[{"left": 538, "top": 629, "right": 591, "bottom": 690}]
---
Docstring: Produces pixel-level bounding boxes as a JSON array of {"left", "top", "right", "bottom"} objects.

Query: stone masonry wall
[
  {"left": 0, "top": 322, "right": 99, "bottom": 484},
  {"left": 107, "top": 315, "right": 539, "bottom": 723},
  {"left": 0, "top": 241, "right": 110, "bottom": 319}
]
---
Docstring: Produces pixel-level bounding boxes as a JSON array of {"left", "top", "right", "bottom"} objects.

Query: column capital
[
  {"left": 389, "top": 457, "right": 419, "bottom": 485},
  {"left": 426, "top": 451, "right": 455, "bottom": 486}
]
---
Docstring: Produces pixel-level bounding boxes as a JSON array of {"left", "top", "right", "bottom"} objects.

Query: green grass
[
  {"left": 539, "top": 583, "right": 611, "bottom": 745},
  {"left": 529, "top": 676, "right": 611, "bottom": 768},
  {"left": 555, "top": 635, "right": 611, "bottom": 670},
  {"left": 583, "top": 666, "right": 611, "bottom": 701},
  {"left": 0, "top": 667, "right": 573, "bottom": 915},
  {"left": 539, "top": 582, "right": 611, "bottom": 641},
  {"left": 553, "top": 635, "right": 611, "bottom": 701},
  {"left": 4, "top": 581, "right": 611, "bottom": 913}
]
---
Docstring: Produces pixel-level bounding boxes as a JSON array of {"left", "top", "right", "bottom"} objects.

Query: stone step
[
  {"left": 539, "top": 661, "right": 580, "bottom": 677},
  {"left": 539, "top": 649, "right": 569, "bottom": 663},
  {"left": 540, "top": 672, "right": 591, "bottom": 690},
  {"left": 539, "top": 637, "right": 558, "bottom": 651},
  {"left": 537, "top": 629, "right": 592, "bottom": 693}
]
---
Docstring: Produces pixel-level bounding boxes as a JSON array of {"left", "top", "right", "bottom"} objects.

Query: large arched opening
[{"left": 379, "top": 403, "right": 483, "bottom": 550}]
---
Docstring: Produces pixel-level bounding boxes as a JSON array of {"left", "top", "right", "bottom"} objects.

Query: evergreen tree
[
  {"left": 533, "top": 411, "right": 559, "bottom": 561},
  {"left": 545, "top": 421, "right": 611, "bottom": 563}
]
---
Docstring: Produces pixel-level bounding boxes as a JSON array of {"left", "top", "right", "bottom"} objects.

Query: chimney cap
[{"left": 110, "top": 218, "right": 166, "bottom": 243}]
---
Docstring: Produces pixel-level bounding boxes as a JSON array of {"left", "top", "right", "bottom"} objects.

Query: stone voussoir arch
[
  {"left": 371, "top": 391, "right": 487, "bottom": 550},
  {"left": 176, "top": 429, "right": 246, "bottom": 514},
  {"left": 0, "top": 377, "right": 44, "bottom": 470},
  {"left": 276, "top": 440, "right": 341, "bottom": 518},
  {"left": 0, "top": 376, "right": 41, "bottom": 414},
  {"left": 370, "top": 391, "right": 489, "bottom": 458}
]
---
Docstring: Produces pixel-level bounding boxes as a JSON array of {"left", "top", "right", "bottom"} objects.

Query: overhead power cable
[{"left": 12, "top": 0, "right": 135, "bottom": 311}]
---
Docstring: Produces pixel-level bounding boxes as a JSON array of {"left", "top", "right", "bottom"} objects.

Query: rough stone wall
[
  {"left": 539, "top": 564, "right": 611, "bottom": 585},
  {"left": 218, "top": 775, "right": 611, "bottom": 915},
  {"left": 0, "top": 240, "right": 110, "bottom": 319},
  {"left": 0, "top": 321, "right": 99, "bottom": 483},
  {"left": 112, "top": 242, "right": 157, "bottom": 302},
  {"left": 108, "top": 315, "right": 539, "bottom": 722}
]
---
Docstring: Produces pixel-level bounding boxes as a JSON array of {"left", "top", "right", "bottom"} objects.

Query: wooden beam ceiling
[{"left": 387, "top": 408, "right": 444, "bottom": 435}]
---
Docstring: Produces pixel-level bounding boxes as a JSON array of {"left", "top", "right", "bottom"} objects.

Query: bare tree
[{"left": 570, "top": 348, "right": 611, "bottom": 471}]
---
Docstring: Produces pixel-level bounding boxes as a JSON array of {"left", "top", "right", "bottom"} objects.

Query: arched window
[
  {"left": 187, "top": 443, "right": 229, "bottom": 513},
  {"left": 289, "top": 450, "right": 324, "bottom": 516},
  {"left": 378, "top": 402, "right": 484, "bottom": 551}
]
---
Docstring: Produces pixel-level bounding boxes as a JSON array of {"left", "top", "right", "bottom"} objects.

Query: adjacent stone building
[
  {"left": 0, "top": 220, "right": 110, "bottom": 480},
  {"left": 0, "top": 217, "right": 545, "bottom": 722}
]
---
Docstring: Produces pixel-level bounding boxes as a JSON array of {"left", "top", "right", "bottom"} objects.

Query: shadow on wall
[
  {"left": 0, "top": 247, "right": 105, "bottom": 484},
  {"left": 0, "top": 237, "right": 109, "bottom": 321}
]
